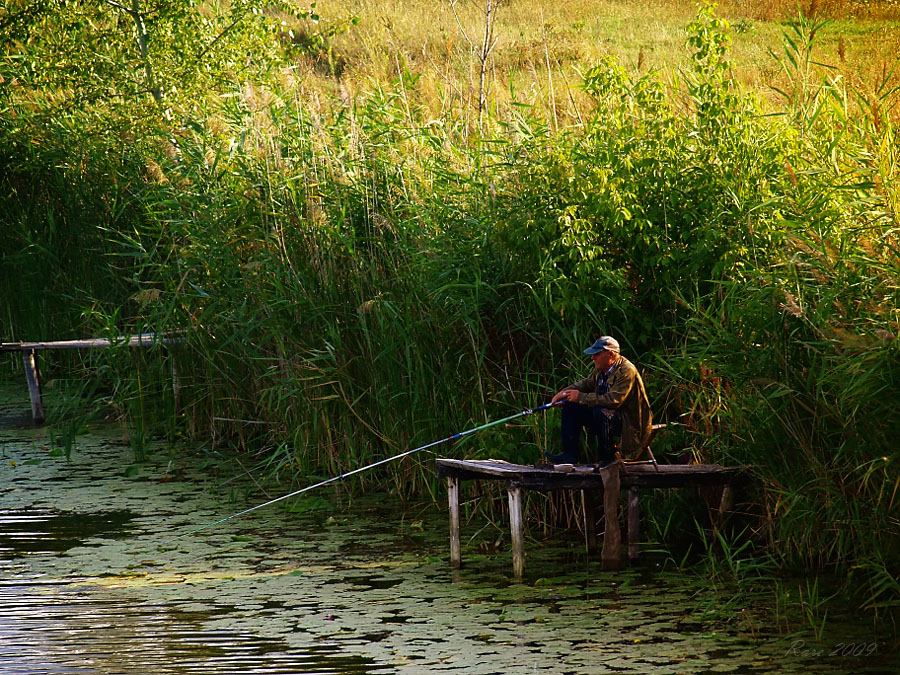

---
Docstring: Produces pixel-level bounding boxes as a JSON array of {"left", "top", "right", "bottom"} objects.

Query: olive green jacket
[{"left": 567, "top": 354, "right": 653, "bottom": 456}]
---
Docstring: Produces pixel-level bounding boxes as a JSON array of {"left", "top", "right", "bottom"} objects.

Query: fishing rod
[{"left": 182, "top": 400, "right": 562, "bottom": 537}]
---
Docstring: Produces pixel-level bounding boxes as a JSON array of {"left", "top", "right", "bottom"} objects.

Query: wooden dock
[
  {"left": 0, "top": 333, "right": 178, "bottom": 424},
  {"left": 436, "top": 458, "right": 745, "bottom": 577}
]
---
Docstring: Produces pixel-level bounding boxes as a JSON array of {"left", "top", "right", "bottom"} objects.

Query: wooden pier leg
[
  {"left": 448, "top": 477, "right": 461, "bottom": 569},
  {"left": 22, "top": 349, "right": 44, "bottom": 425},
  {"left": 712, "top": 485, "right": 733, "bottom": 536},
  {"left": 508, "top": 485, "right": 525, "bottom": 578},
  {"left": 718, "top": 485, "right": 733, "bottom": 518},
  {"left": 600, "top": 465, "right": 622, "bottom": 570},
  {"left": 582, "top": 490, "right": 598, "bottom": 552},
  {"left": 170, "top": 356, "right": 182, "bottom": 414},
  {"left": 627, "top": 486, "right": 640, "bottom": 562}
]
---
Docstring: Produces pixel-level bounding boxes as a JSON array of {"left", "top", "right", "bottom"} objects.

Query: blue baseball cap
[{"left": 584, "top": 336, "right": 620, "bottom": 355}]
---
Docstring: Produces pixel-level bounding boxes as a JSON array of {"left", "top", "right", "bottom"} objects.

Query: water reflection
[
  {"left": 0, "top": 510, "right": 135, "bottom": 555},
  {"left": 0, "top": 577, "right": 387, "bottom": 674}
]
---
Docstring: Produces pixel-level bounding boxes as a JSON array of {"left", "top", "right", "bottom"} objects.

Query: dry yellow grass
[{"left": 282, "top": 0, "right": 899, "bottom": 124}]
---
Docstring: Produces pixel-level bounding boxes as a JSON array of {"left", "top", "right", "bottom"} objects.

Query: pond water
[{"left": 0, "top": 383, "right": 895, "bottom": 674}]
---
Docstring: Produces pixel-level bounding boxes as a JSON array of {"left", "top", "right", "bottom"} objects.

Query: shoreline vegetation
[{"left": 1, "top": 1, "right": 898, "bottom": 636}]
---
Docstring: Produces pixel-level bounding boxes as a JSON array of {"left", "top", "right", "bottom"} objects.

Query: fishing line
[{"left": 181, "top": 401, "right": 561, "bottom": 537}]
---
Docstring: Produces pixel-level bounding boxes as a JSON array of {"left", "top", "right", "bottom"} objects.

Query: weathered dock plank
[
  {"left": 0, "top": 333, "right": 165, "bottom": 352},
  {"left": 436, "top": 459, "right": 743, "bottom": 489}
]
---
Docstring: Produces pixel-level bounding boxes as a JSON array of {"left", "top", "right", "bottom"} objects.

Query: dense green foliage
[{"left": 1, "top": 2, "right": 898, "bottom": 623}]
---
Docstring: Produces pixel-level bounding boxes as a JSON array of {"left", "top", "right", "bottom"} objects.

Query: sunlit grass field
[{"left": 287, "top": 0, "right": 900, "bottom": 122}]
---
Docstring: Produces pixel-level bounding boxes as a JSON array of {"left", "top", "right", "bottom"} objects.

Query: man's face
[{"left": 591, "top": 350, "right": 616, "bottom": 371}]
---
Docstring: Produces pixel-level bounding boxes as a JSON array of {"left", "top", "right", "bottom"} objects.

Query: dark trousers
[{"left": 560, "top": 401, "right": 622, "bottom": 463}]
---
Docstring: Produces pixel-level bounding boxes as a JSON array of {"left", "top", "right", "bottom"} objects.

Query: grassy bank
[{"left": 1, "top": 1, "right": 898, "bottom": 628}]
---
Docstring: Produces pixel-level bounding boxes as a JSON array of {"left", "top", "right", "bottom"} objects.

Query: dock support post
[
  {"left": 582, "top": 490, "right": 597, "bottom": 552},
  {"left": 508, "top": 485, "right": 525, "bottom": 578},
  {"left": 600, "top": 465, "right": 622, "bottom": 570},
  {"left": 719, "top": 485, "right": 733, "bottom": 517},
  {"left": 22, "top": 349, "right": 44, "bottom": 425},
  {"left": 712, "top": 485, "right": 733, "bottom": 536},
  {"left": 627, "top": 486, "right": 640, "bottom": 562},
  {"left": 448, "top": 477, "right": 461, "bottom": 569},
  {"left": 170, "top": 356, "right": 182, "bottom": 414}
]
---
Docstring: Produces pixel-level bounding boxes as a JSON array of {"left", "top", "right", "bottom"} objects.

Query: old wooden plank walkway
[
  {"left": 436, "top": 458, "right": 745, "bottom": 577},
  {"left": 0, "top": 333, "right": 178, "bottom": 424}
]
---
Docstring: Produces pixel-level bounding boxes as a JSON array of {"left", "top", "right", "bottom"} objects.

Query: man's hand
[{"left": 551, "top": 389, "right": 580, "bottom": 405}]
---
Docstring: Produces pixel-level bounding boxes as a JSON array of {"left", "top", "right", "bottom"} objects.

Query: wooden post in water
[
  {"left": 600, "top": 465, "right": 622, "bottom": 570},
  {"left": 712, "top": 485, "right": 733, "bottom": 537},
  {"left": 22, "top": 349, "right": 44, "bottom": 424},
  {"left": 448, "top": 476, "right": 461, "bottom": 569},
  {"left": 719, "top": 485, "right": 733, "bottom": 517},
  {"left": 582, "top": 489, "right": 598, "bottom": 552},
  {"left": 508, "top": 485, "right": 525, "bottom": 578},
  {"left": 170, "top": 356, "right": 182, "bottom": 414},
  {"left": 627, "top": 486, "right": 640, "bottom": 562}
]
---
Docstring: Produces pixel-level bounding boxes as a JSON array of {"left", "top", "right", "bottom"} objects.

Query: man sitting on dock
[{"left": 546, "top": 336, "right": 652, "bottom": 467}]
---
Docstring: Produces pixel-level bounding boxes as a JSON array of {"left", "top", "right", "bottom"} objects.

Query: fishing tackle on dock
[{"left": 183, "top": 401, "right": 562, "bottom": 536}]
